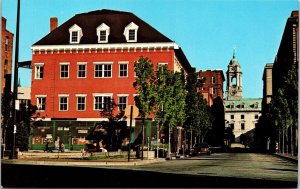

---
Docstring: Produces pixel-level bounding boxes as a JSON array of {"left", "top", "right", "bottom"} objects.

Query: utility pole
[{"left": 9, "top": 0, "right": 20, "bottom": 159}]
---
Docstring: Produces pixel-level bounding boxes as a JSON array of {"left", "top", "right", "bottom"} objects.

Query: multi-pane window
[
  {"left": 35, "top": 64, "right": 44, "bottom": 79},
  {"left": 59, "top": 96, "right": 68, "bottom": 111},
  {"left": 77, "top": 63, "right": 86, "bottom": 78},
  {"left": 99, "top": 30, "right": 106, "bottom": 42},
  {"left": 230, "top": 115, "right": 234, "bottom": 119},
  {"left": 94, "top": 95, "right": 112, "bottom": 111},
  {"left": 77, "top": 96, "right": 86, "bottom": 111},
  {"left": 211, "top": 87, "right": 216, "bottom": 94},
  {"left": 37, "top": 96, "right": 46, "bottom": 111},
  {"left": 71, "top": 31, "right": 78, "bottom": 43},
  {"left": 212, "top": 76, "right": 216, "bottom": 84},
  {"left": 118, "top": 96, "right": 127, "bottom": 112},
  {"left": 241, "top": 123, "right": 245, "bottom": 130},
  {"left": 241, "top": 114, "right": 245, "bottom": 119},
  {"left": 5, "top": 37, "right": 9, "bottom": 51},
  {"left": 94, "top": 63, "right": 112, "bottom": 78},
  {"left": 129, "top": 29, "right": 136, "bottom": 41},
  {"left": 60, "top": 64, "right": 69, "bottom": 78},
  {"left": 119, "top": 63, "right": 128, "bottom": 77}
]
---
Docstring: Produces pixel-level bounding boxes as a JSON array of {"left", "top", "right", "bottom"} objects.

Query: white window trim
[
  {"left": 97, "top": 23, "right": 110, "bottom": 43},
  {"left": 123, "top": 22, "right": 139, "bottom": 42},
  {"left": 77, "top": 62, "right": 87, "bottom": 78},
  {"left": 60, "top": 62, "right": 70, "bottom": 79},
  {"left": 118, "top": 61, "right": 129, "bottom": 78},
  {"left": 212, "top": 76, "right": 216, "bottom": 84},
  {"left": 93, "top": 93, "right": 113, "bottom": 111},
  {"left": 118, "top": 95, "right": 128, "bottom": 112},
  {"left": 69, "top": 24, "right": 83, "bottom": 44},
  {"left": 58, "top": 95, "right": 69, "bottom": 111},
  {"left": 34, "top": 63, "right": 44, "bottom": 79},
  {"left": 93, "top": 62, "right": 113, "bottom": 78},
  {"left": 76, "top": 95, "right": 87, "bottom": 111},
  {"left": 36, "top": 95, "right": 47, "bottom": 112}
]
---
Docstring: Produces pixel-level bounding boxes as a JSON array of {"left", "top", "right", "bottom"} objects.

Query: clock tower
[{"left": 226, "top": 51, "right": 243, "bottom": 100}]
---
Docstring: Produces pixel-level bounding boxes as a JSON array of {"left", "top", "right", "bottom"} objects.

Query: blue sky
[{"left": 2, "top": 0, "right": 298, "bottom": 98}]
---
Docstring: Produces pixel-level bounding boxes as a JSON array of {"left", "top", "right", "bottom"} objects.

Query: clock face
[{"left": 230, "top": 89, "right": 237, "bottom": 96}]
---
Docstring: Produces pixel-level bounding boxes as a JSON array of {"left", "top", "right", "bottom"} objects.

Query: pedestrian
[
  {"left": 45, "top": 141, "right": 49, "bottom": 152},
  {"left": 60, "top": 142, "right": 65, "bottom": 152}
]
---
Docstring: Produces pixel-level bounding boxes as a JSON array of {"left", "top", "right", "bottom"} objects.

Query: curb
[
  {"left": 272, "top": 153, "right": 298, "bottom": 163},
  {"left": 1, "top": 158, "right": 166, "bottom": 167}
]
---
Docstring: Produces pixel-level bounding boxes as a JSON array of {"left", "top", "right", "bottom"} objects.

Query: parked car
[{"left": 190, "top": 143, "right": 211, "bottom": 156}]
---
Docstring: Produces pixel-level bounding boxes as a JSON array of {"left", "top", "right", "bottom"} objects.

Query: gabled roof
[{"left": 33, "top": 9, "right": 173, "bottom": 45}]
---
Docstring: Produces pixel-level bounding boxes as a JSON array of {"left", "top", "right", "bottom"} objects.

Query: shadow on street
[{"left": 2, "top": 163, "right": 297, "bottom": 188}]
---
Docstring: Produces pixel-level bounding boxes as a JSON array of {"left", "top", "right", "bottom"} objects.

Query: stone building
[{"left": 224, "top": 53, "right": 262, "bottom": 145}]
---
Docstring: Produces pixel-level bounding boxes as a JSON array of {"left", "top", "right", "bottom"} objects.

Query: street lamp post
[{"left": 10, "top": 0, "right": 20, "bottom": 159}]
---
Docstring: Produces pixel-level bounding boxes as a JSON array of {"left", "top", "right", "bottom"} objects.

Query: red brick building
[
  {"left": 1, "top": 17, "right": 14, "bottom": 94},
  {"left": 198, "top": 70, "right": 225, "bottom": 106},
  {"left": 30, "top": 10, "right": 192, "bottom": 149}
]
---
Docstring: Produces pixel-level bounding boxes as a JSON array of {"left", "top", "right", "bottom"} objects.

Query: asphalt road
[{"left": 2, "top": 153, "right": 298, "bottom": 188}]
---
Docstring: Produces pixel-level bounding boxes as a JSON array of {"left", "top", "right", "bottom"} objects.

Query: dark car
[{"left": 190, "top": 143, "right": 211, "bottom": 156}]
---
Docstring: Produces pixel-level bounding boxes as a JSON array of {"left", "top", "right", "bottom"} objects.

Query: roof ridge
[{"left": 77, "top": 9, "right": 132, "bottom": 16}]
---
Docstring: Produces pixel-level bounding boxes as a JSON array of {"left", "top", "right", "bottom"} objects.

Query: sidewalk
[
  {"left": 273, "top": 153, "right": 298, "bottom": 163},
  {"left": 1, "top": 151, "right": 166, "bottom": 167}
]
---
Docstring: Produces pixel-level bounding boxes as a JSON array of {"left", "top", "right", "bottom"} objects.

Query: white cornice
[{"left": 31, "top": 42, "right": 179, "bottom": 53}]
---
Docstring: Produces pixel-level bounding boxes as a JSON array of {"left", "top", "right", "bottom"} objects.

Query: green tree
[{"left": 133, "top": 56, "right": 156, "bottom": 159}]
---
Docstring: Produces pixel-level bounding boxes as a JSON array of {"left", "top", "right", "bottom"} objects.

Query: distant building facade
[
  {"left": 224, "top": 53, "right": 262, "bottom": 145},
  {"left": 198, "top": 70, "right": 225, "bottom": 106},
  {"left": 1, "top": 17, "right": 14, "bottom": 94},
  {"left": 30, "top": 10, "right": 192, "bottom": 149},
  {"left": 262, "top": 63, "right": 273, "bottom": 107}
]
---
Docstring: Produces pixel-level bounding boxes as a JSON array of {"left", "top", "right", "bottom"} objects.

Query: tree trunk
[
  {"left": 290, "top": 126, "right": 294, "bottom": 156},
  {"left": 190, "top": 130, "right": 193, "bottom": 149},
  {"left": 282, "top": 129, "right": 285, "bottom": 155},
  {"left": 141, "top": 119, "right": 145, "bottom": 160}
]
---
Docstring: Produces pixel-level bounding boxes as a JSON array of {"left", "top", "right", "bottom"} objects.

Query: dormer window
[
  {"left": 97, "top": 23, "right": 110, "bottom": 43},
  {"left": 69, "top": 24, "right": 82, "bottom": 44},
  {"left": 124, "top": 22, "right": 138, "bottom": 42}
]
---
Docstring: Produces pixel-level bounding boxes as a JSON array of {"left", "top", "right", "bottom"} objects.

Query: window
[
  {"left": 241, "top": 123, "right": 245, "bottom": 130},
  {"left": 211, "top": 87, "right": 216, "bottom": 94},
  {"left": 100, "top": 30, "right": 106, "bottom": 41},
  {"left": 158, "top": 63, "right": 168, "bottom": 71},
  {"left": 255, "top": 114, "right": 259, "bottom": 119},
  {"left": 77, "top": 63, "right": 87, "bottom": 78},
  {"left": 36, "top": 96, "right": 46, "bottom": 111},
  {"left": 60, "top": 63, "right": 69, "bottom": 78},
  {"left": 76, "top": 95, "right": 86, "bottom": 111},
  {"left": 94, "top": 62, "right": 112, "bottom": 78},
  {"left": 124, "top": 22, "right": 138, "bottom": 42},
  {"left": 97, "top": 23, "right": 110, "bottom": 43},
  {"left": 212, "top": 76, "right": 216, "bottom": 84},
  {"left": 59, "top": 95, "right": 69, "bottom": 111},
  {"left": 34, "top": 63, "right": 44, "bottom": 79},
  {"left": 129, "top": 29, "right": 135, "bottom": 41},
  {"left": 230, "top": 123, "right": 234, "bottom": 130},
  {"left": 5, "top": 37, "right": 9, "bottom": 51},
  {"left": 230, "top": 103, "right": 234, "bottom": 109},
  {"left": 69, "top": 24, "right": 82, "bottom": 44},
  {"left": 71, "top": 31, "right": 78, "bottom": 43},
  {"left": 119, "top": 62, "right": 128, "bottom": 77},
  {"left": 93, "top": 94, "right": 112, "bottom": 111},
  {"left": 241, "top": 114, "right": 244, "bottom": 119},
  {"left": 118, "top": 96, "right": 128, "bottom": 112},
  {"left": 231, "top": 115, "right": 234, "bottom": 119}
]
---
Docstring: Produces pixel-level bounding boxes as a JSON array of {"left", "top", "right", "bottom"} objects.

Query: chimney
[{"left": 50, "top": 17, "right": 58, "bottom": 32}]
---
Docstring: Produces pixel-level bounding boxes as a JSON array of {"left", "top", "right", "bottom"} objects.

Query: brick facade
[
  {"left": 198, "top": 70, "right": 225, "bottom": 106},
  {"left": 1, "top": 17, "right": 14, "bottom": 94}
]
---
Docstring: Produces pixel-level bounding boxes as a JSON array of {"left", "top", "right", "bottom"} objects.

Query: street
[{"left": 2, "top": 152, "right": 297, "bottom": 188}]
